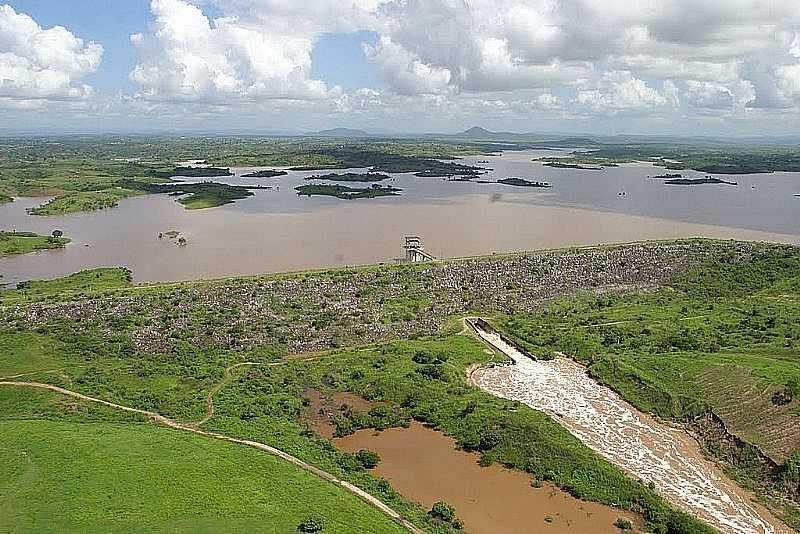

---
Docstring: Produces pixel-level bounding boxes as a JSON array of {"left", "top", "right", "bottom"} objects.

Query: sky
[{"left": 2, "top": 0, "right": 800, "bottom": 136}]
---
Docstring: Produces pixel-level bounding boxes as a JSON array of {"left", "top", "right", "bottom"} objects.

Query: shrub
[
  {"left": 355, "top": 449, "right": 381, "bottom": 469},
  {"left": 429, "top": 501, "right": 456, "bottom": 522},
  {"left": 614, "top": 517, "right": 633, "bottom": 530},
  {"left": 297, "top": 515, "right": 324, "bottom": 533}
]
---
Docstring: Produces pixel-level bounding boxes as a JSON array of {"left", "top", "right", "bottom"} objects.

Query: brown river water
[
  {"left": 1, "top": 149, "right": 799, "bottom": 286},
  {"left": 469, "top": 325, "right": 791, "bottom": 534},
  {"left": 335, "top": 422, "right": 640, "bottom": 534}
]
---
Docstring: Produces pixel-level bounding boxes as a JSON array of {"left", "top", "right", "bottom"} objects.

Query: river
[
  {"left": 468, "top": 323, "right": 790, "bottom": 534},
  {"left": 1, "top": 149, "right": 799, "bottom": 286}
]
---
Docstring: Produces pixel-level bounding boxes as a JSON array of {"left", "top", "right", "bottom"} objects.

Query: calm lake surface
[{"left": 1, "top": 149, "right": 799, "bottom": 285}]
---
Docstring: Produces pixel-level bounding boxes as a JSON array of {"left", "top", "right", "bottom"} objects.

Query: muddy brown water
[
  {"left": 2, "top": 149, "right": 799, "bottom": 286},
  {"left": 334, "top": 422, "right": 640, "bottom": 534}
]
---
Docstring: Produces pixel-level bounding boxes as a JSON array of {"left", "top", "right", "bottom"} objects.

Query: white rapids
[{"left": 469, "top": 324, "right": 786, "bottom": 534}]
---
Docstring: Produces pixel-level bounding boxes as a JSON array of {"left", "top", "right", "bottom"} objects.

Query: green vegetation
[
  {"left": 9, "top": 267, "right": 132, "bottom": 297},
  {"left": 241, "top": 169, "right": 288, "bottom": 178},
  {"left": 496, "top": 178, "right": 551, "bottom": 188},
  {"left": 0, "top": 419, "right": 406, "bottom": 533},
  {"left": 536, "top": 156, "right": 624, "bottom": 167},
  {"left": 2, "top": 240, "right": 794, "bottom": 533},
  {"left": 30, "top": 188, "right": 142, "bottom": 215},
  {"left": 0, "top": 231, "right": 69, "bottom": 257},
  {"left": 542, "top": 161, "right": 603, "bottom": 170},
  {"left": 664, "top": 177, "right": 737, "bottom": 186},
  {"left": 428, "top": 502, "right": 461, "bottom": 529},
  {"left": 566, "top": 143, "right": 800, "bottom": 174},
  {"left": 0, "top": 308, "right": 709, "bottom": 534},
  {"left": 0, "top": 136, "right": 489, "bottom": 214},
  {"left": 0, "top": 192, "right": 12, "bottom": 203},
  {"left": 295, "top": 183, "right": 401, "bottom": 199},
  {"left": 501, "top": 245, "right": 800, "bottom": 526},
  {"left": 155, "top": 166, "right": 232, "bottom": 178},
  {"left": 615, "top": 517, "right": 634, "bottom": 530},
  {"left": 306, "top": 172, "right": 391, "bottom": 182},
  {"left": 117, "top": 180, "right": 255, "bottom": 210}
]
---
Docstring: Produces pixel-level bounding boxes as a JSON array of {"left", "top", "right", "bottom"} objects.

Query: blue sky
[
  {"left": 7, "top": 0, "right": 149, "bottom": 92},
  {"left": 1, "top": 0, "right": 800, "bottom": 135}
]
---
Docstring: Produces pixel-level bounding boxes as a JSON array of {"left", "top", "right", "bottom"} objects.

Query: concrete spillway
[{"left": 468, "top": 322, "right": 787, "bottom": 534}]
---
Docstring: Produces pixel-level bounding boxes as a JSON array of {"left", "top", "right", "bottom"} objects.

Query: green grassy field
[
  {"left": 9, "top": 267, "right": 132, "bottom": 297},
  {"left": 0, "top": 418, "right": 407, "bottom": 533},
  {"left": 0, "top": 231, "right": 69, "bottom": 257}
]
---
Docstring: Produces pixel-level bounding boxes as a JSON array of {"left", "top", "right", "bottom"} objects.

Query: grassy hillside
[
  {"left": 0, "top": 317, "right": 709, "bottom": 534},
  {"left": 0, "top": 418, "right": 407, "bottom": 533},
  {"left": 1, "top": 240, "right": 792, "bottom": 533},
  {"left": 501, "top": 244, "right": 800, "bottom": 526}
]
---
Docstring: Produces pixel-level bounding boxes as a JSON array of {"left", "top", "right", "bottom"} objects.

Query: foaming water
[{"left": 470, "top": 327, "right": 788, "bottom": 534}]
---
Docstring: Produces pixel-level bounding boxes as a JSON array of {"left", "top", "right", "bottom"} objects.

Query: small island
[
  {"left": 154, "top": 166, "right": 234, "bottom": 178},
  {"left": 664, "top": 176, "right": 737, "bottom": 186},
  {"left": 241, "top": 169, "right": 288, "bottom": 178},
  {"left": 305, "top": 172, "right": 390, "bottom": 182},
  {"left": 295, "top": 183, "right": 401, "bottom": 200},
  {"left": 497, "top": 178, "right": 552, "bottom": 188},
  {"left": 117, "top": 180, "right": 255, "bottom": 209},
  {"left": 0, "top": 231, "right": 70, "bottom": 257},
  {"left": 543, "top": 162, "right": 603, "bottom": 170}
]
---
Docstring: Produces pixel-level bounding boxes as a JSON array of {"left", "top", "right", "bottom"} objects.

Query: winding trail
[
  {"left": 0, "top": 380, "right": 423, "bottom": 534},
  {"left": 194, "top": 362, "right": 263, "bottom": 426},
  {"left": 466, "top": 320, "right": 790, "bottom": 534}
]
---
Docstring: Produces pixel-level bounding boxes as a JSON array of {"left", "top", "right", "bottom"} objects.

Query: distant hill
[
  {"left": 448, "top": 126, "right": 534, "bottom": 141},
  {"left": 312, "top": 128, "right": 373, "bottom": 138},
  {"left": 436, "top": 126, "right": 599, "bottom": 146}
]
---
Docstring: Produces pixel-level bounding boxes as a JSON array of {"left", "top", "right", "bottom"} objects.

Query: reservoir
[{"left": 1, "top": 150, "right": 799, "bottom": 285}]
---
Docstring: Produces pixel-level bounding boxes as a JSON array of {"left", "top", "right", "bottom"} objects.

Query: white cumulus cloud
[
  {"left": 130, "top": 0, "right": 334, "bottom": 102},
  {"left": 0, "top": 4, "right": 102, "bottom": 102}
]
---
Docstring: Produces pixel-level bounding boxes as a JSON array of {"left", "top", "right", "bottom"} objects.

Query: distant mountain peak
[
  {"left": 313, "top": 127, "right": 371, "bottom": 137},
  {"left": 462, "top": 126, "right": 494, "bottom": 135}
]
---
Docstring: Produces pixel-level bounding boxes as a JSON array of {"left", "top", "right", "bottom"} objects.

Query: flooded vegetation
[
  {"left": 469, "top": 325, "right": 789, "bottom": 534},
  {"left": 335, "top": 422, "right": 641, "bottom": 534},
  {"left": 295, "top": 183, "right": 402, "bottom": 200}
]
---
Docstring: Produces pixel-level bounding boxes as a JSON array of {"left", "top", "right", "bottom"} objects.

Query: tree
[
  {"left": 297, "top": 515, "right": 324, "bottom": 533},
  {"left": 355, "top": 449, "right": 381, "bottom": 469},
  {"left": 51, "top": 229, "right": 63, "bottom": 238},
  {"left": 429, "top": 501, "right": 456, "bottom": 523}
]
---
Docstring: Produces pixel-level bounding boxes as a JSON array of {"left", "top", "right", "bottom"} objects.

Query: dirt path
[
  {"left": 0, "top": 380, "right": 423, "bottom": 534},
  {"left": 194, "top": 362, "right": 263, "bottom": 426},
  {"left": 193, "top": 355, "right": 337, "bottom": 427}
]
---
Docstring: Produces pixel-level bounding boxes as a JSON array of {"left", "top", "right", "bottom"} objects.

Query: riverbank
[
  {"left": 496, "top": 244, "right": 800, "bottom": 529},
  {"left": 0, "top": 231, "right": 69, "bottom": 257},
  {"left": 467, "top": 321, "right": 789, "bottom": 534}
]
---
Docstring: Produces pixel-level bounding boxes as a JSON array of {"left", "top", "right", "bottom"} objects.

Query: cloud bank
[{"left": 3, "top": 0, "right": 800, "bottom": 132}]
